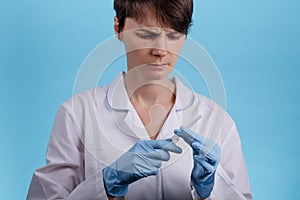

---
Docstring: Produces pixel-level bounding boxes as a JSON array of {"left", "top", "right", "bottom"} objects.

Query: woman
[{"left": 27, "top": 0, "right": 252, "bottom": 199}]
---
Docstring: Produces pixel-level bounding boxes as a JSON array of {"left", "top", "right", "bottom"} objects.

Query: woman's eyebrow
[
  {"left": 136, "top": 28, "right": 182, "bottom": 35},
  {"left": 166, "top": 31, "right": 185, "bottom": 37},
  {"left": 136, "top": 28, "right": 160, "bottom": 34},
  {"left": 165, "top": 29, "right": 181, "bottom": 34}
]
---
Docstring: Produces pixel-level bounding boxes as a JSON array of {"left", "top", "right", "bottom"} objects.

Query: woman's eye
[
  {"left": 136, "top": 33, "right": 157, "bottom": 40},
  {"left": 167, "top": 34, "right": 182, "bottom": 40}
]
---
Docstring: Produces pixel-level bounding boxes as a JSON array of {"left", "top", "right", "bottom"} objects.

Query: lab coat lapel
[
  {"left": 123, "top": 105, "right": 150, "bottom": 140},
  {"left": 106, "top": 73, "right": 203, "bottom": 140},
  {"left": 106, "top": 72, "right": 150, "bottom": 140},
  {"left": 155, "top": 106, "right": 181, "bottom": 140},
  {"left": 173, "top": 77, "right": 202, "bottom": 132},
  {"left": 106, "top": 72, "right": 130, "bottom": 111},
  {"left": 156, "top": 77, "right": 201, "bottom": 139}
]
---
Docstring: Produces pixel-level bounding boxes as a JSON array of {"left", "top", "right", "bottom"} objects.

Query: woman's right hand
[{"left": 102, "top": 139, "right": 182, "bottom": 197}]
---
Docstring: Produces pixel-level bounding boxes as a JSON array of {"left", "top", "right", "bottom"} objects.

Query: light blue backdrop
[{"left": 1, "top": 0, "right": 299, "bottom": 199}]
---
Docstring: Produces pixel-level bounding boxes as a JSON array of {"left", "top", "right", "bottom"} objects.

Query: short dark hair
[{"left": 114, "top": 0, "right": 193, "bottom": 35}]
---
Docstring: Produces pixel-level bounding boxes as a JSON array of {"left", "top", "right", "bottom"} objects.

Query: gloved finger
[
  {"left": 191, "top": 141, "right": 220, "bottom": 162},
  {"left": 145, "top": 149, "right": 171, "bottom": 161},
  {"left": 192, "top": 163, "right": 213, "bottom": 183},
  {"left": 205, "top": 146, "right": 220, "bottom": 165},
  {"left": 147, "top": 140, "right": 182, "bottom": 154},
  {"left": 163, "top": 142, "right": 182, "bottom": 153},
  {"left": 142, "top": 170, "right": 158, "bottom": 177},
  {"left": 132, "top": 162, "right": 159, "bottom": 178},
  {"left": 190, "top": 141, "right": 200, "bottom": 156},
  {"left": 192, "top": 157, "right": 206, "bottom": 178},
  {"left": 174, "top": 126, "right": 206, "bottom": 146},
  {"left": 150, "top": 159, "right": 163, "bottom": 169},
  {"left": 191, "top": 142, "right": 210, "bottom": 156},
  {"left": 174, "top": 127, "right": 194, "bottom": 145},
  {"left": 194, "top": 155, "right": 215, "bottom": 173},
  {"left": 148, "top": 158, "right": 163, "bottom": 169},
  {"left": 116, "top": 153, "right": 158, "bottom": 175},
  {"left": 138, "top": 153, "right": 163, "bottom": 169}
]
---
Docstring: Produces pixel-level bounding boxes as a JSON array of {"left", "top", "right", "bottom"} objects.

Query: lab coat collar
[
  {"left": 106, "top": 71, "right": 195, "bottom": 112},
  {"left": 106, "top": 71, "right": 131, "bottom": 111},
  {"left": 172, "top": 76, "right": 195, "bottom": 112}
]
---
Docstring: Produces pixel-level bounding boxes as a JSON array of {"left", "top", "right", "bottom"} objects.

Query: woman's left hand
[{"left": 174, "top": 126, "right": 220, "bottom": 199}]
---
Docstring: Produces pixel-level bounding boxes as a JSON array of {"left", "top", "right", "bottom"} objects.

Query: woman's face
[{"left": 115, "top": 16, "right": 186, "bottom": 80}]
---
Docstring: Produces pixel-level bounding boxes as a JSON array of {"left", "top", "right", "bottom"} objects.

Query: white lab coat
[{"left": 27, "top": 72, "right": 252, "bottom": 200}]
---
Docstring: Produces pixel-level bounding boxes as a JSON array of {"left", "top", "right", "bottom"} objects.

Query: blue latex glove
[
  {"left": 174, "top": 126, "right": 220, "bottom": 199},
  {"left": 102, "top": 139, "right": 182, "bottom": 197}
]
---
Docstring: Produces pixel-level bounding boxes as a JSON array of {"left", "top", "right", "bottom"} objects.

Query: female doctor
[{"left": 27, "top": 0, "right": 252, "bottom": 199}]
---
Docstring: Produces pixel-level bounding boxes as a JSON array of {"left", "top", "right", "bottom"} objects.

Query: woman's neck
[
  {"left": 124, "top": 73, "right": 176, "bottom": 107},
  {"left": 124, "top": 72, "right": 176, "bottom": 139}
]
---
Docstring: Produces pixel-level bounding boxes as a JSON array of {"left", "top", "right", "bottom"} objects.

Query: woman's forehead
[{"left": 124, "top": 18, "right": 178, "bottom": 33}]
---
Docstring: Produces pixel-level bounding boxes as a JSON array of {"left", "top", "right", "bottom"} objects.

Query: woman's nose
[
  {"left": 151, "top": 48, "right": 167, "bottom": 57},
  {"left": 151, "top": 37, "right": 167, "bottom": 57}
]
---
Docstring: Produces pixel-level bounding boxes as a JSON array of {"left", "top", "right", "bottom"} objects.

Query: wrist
[
  {"left": 191, "top": 172, "right": 215, "bottom": 199},
  {"left": 107, "top": 194, "right": 116, "bottom": 200},
  {"left": 102, "top": 167, "right": 129, "bottom": 197}
]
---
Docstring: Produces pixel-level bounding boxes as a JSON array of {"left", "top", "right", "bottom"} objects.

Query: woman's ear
[{"left": 114, "top": 16, "right": 122, "bottom": 40}]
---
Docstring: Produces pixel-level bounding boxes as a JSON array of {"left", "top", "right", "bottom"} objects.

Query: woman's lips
[{"left": 148, "top": 63, "right": 169, "bottom": 69}]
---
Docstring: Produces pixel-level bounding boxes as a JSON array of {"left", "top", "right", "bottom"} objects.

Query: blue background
[{"left": 1, "top": 0, "right": 299, "bottom": 199}]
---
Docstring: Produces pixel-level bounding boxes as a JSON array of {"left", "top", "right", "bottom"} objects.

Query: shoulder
[
  {"left": 52, "top": 86, "right": 110, "bottom": 127},
  {"left": 60, "top": 86, "right": 108, "bottom": 112},
  {"left": 51, "top": 86, "right": 109, "bottom": 135}
]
